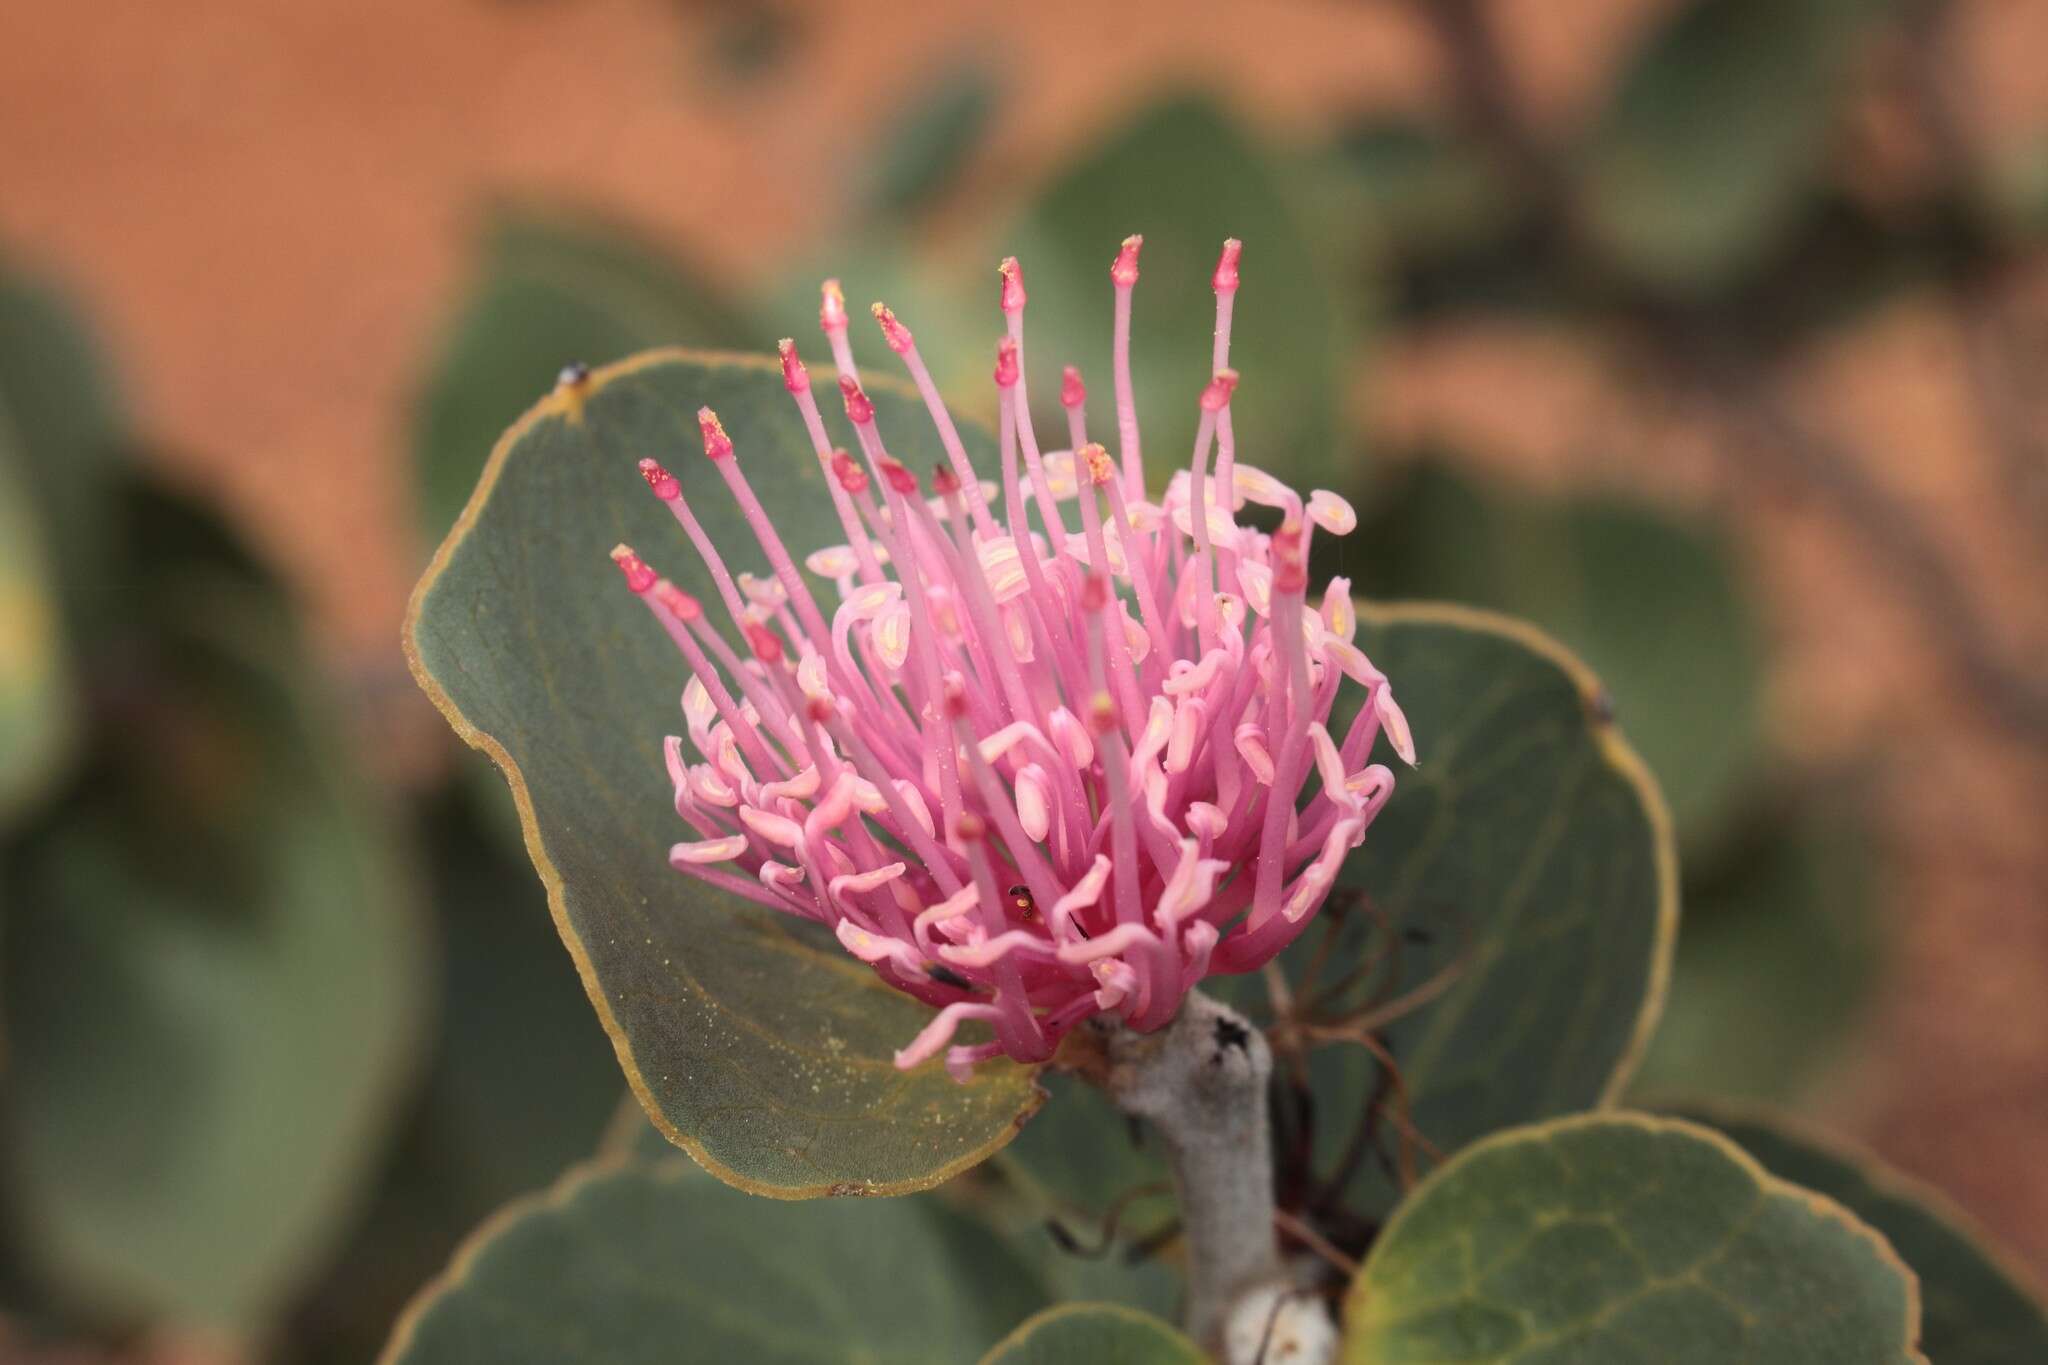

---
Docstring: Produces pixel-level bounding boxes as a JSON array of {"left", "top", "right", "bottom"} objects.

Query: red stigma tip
[
  {"left": 1079, "top": 442, "right": 1116, "bottom": 487},
  {"left": 819, "top": 279, "right": 848, "bottom": 334},
  {"left": 778, "top": 338, "right": 807, "bottom": 393},
  {"left": 954, "top": 810, "right": 987, "bottom": 842},
  {"left": 610, "top": 544, "right": 656, "bottom": 594},
  {"left": 878, "top": 457, "right": 920, "bottom": 496},
  {"left": 653, "top": 579, "right": 702, "bottom": 621},
  {"left": 743, "top": 623, "right": 785, "bottom": 664},
  {"left": 872, "top": 302, "right": 913, "bottom": 354},
  {"left": 839, "top": 375, "right": 875, "bottom": 425},
  {"left": 698, "top": 407, "right": 734, "bottom": 460},
  {"left": 829, "top": 449, "right": 869, "bottom": 494},
  {"left": 806, "top": 695, "right": 835, "bottom": 724},
  {"left": 1087, "top": 692, "right": 1118, "bottom": 736},
  {"left": 942, "top": 677, "right": 969, "bottom": 719},
  {"left": 998, "top": 257, "right": 1026, "bottom": 314},
  {"left": 1111, "top": 235, "right": 1143, "bottom": 286},
  {"left": 1200, "top": 369, "right": 1239, "bottom": 413},
  {"left": 1080, "top": 574, "right": 1110, "bottom": 612},
  {"left": 638, "top": 458, "right": 680, "bottom": 500},
  {"left": 1060, "top": 365, "right": 1086, "bottom": 409},
  {"left": 1212, "top": 238, "right": 1242, "bottom": 294},
  {"left": 932, "top": 463, "right": 961, "bottom": 495},
  {"left": 993, "top": 338, "right": 1019, "bottom": 389}
]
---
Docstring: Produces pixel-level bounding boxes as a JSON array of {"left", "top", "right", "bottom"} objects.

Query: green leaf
[
  {"left": 414, "top": 208, "right": 754, "bottom": 541},
  {"left": 978, "top": 1303, "right": 1204, "bottom": 1365},
  {"left": 0, "top": 419, "right": 77, "bottom": 823},
  {"left": 1681, "top": 1108, "right": 2048, "bottom": 1365},
  {"left": 1331, "top": 120, "right": 1514, "bottom": 251},
  {"left": 418, "top": 784, "right": 625, "bottom": 1208},
  {"left": 1577, "top": 0, "right": 1897, "bottom": 292},
  {"left": 1, "top": 560, "right": 426, "bottom": 1331},
  {"left": 859, "top": 64, "right": 1000, "bottom": 217},
  {"left": 380, "top": 1160, "right": 1047, "bottom": 1365},
  {"left": 1292, "top": 603, "right": 1676, "bottom": 1216},
  {"left": 1342, "top": 1112, "right": 1926, "bottom": 1364},
  {"left": 1632, "top": 804, "right": 1881, "bottom": 1103},
  {"left": 1007, "top": 95, "right": 1349, "bottom": 492},
  {"left": 407, "top": 351, "right": 1043, "bottom": 1196},
  {"left": 0, "top": 263, "right": 124, "bottom": 625},
  {"left": 1347, "top": 461, "right": 1766, "bottom": 844}
]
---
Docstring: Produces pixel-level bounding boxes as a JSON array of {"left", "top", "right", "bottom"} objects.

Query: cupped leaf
[
  {"left": 978, "top": 1303, "right": 1204, "bottom": 1365},
  {"left": 414, "top": 208, "right": 753, "bottom": 541},
  {"left": 1007, "top": 95, "right": 1349, "bottom": 493},
  {"left": 1292, "top": 602, "right": 1676, "bottom": 1215},
  {"left": 1633, "top": 802, "right": 1881, "bottom": 1103},
  {"left": 406, "top": 351, "right": 1042, "bottom": 1196},
  {"left": 380, "top": 1159, "right": 1047, "bottom": 1365},
  {"left": 1343, "top": 1112, "right": 1925, "bottom": 1364},
  {"left": 1682, "top": 1107, "right": 2048, "bottom": 1365},
  {"left": 1576, "top": 0, "right": 1897, "bottom": 292},
  {"left": 1345, "top": 460, "right": 1766, "bottom": 844},
  {"left": 1, "top": 559, "right": 426, "bottom": 1331}
]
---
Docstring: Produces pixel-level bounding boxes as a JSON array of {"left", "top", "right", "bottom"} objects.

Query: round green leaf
[
  {"left": 1683, "top": 1107, "right": 2048, "bottom": 1365},
  {"left": 1006, "top": 95, "right": 1349, "bottom": 492},
  {"left": 1343, "top": 1112, "right": 1926, "bottom": 1364},
  {"left": 1, "top": 577, "right": 427, "bottom": 1331},
  {"left": 978, "top": 1303, "right": 1204, "bottom": 1365},
  {"left": 1298, "top": 602, "right": 1676, "bottom": 1214},
  {"left": 414, "top": 208, "right": 754, "bottom": 542},
  {"left": 406, "top": 350, "right": 1043, "bottom": 1197},
  {"left": 1576, "top": 0, "right": 1897, "bottom": 292},
  {"left": 379, "top": 1160, "right": 1048, "bottom": 1365}
]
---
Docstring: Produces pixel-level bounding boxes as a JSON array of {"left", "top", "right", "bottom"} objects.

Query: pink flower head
[{"left": 615, "top": 238, "right": 1413, "bottom": 1082}]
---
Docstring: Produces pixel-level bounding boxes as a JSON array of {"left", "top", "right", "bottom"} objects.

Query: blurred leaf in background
[
  {"left": 413, "top": 206, "right": 755, "bottom": 540},
  {"left": 1635, "top": 798, "right": 1883, "bottom": 1104},
  {"left": 1342, "top": 459, "right": 1768, "bottom": 847},
  {"left": 1576, "top": 0, "right": 1900, "bottom": 293},
  {"left": 0, "top": 430, "right": 76, "bottom": 825},
  {"left": 0, "top": 266, "right": 124, "bottom": 626},
  {"left": 854, "top": 60, "right": 1000, "bottom": 220},
  {"left": 279, "top": 785, "right": 622, "bottom": 1365},
  {"left": 1006, "top": 95, "right": 1351, "bottom": 493},
  {"left": 0, "top": 267, "right": 428, "bottom": 1342},
  {"left": 0, "top": 491, "right": 427, "bottom": 1337},
  {"left": 0, "top": 265, "right": 125, "bottom": 825}
]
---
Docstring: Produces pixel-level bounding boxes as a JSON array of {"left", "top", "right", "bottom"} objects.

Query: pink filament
[{"left": 612, "top": 241, "right": 1410, "bottom": 1081}]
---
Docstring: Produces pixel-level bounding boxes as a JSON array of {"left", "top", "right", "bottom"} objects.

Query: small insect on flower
[{"left": 614, "top": 240, "right": 1414, "bottom": 1082}]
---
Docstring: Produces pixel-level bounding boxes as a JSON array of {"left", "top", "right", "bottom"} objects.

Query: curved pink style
[{"left": 613, "top": 238, "right": 1412, "bottom": 1081}]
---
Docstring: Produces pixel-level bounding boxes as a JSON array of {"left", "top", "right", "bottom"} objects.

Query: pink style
[{"left": 611, "top": 237, "right": 1415, "bottom": 1083}]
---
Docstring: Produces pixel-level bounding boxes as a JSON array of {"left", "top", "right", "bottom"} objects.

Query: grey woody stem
[{"left": 1088, "top": 989, "right": 1334, "bottom": 1362}]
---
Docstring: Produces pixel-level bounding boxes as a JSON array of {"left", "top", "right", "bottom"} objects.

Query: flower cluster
[{"left": 612, "top": 238, "right": 1412, "bottom": 1080}]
